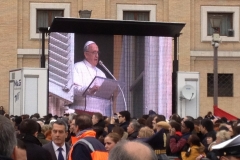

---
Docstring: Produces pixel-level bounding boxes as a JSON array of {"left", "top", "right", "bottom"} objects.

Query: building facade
[{"left": 0, "top": 0, "right": 239, "bottom": 117}]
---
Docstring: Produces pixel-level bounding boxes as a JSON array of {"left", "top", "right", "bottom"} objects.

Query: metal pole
[
  {"left": 172, "top": 36, "right": 178, "bottom": 114},
  {"left": 213, "top": 44, "right": 218, "bottom": 109}
]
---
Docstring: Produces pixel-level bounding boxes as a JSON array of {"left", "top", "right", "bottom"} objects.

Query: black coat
[
  {"left": 18, "top": 134, "right": 52, "bottom": 160},
  {"left": 145, "top": 129, "right": 166, "bottom": 150},
  {"left": 127, "top": 131, "right": 138, "bottom": 140},
  {"left": 0, "top": 155, "right": 13, "bottom": 160}
]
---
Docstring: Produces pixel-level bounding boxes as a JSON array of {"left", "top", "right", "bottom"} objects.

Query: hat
[
  {"left": 84, "top": 41, "right": 95, "bottom": 50},
  {"left": 212, "top": 134, "right": 240, "bottom": 158}
]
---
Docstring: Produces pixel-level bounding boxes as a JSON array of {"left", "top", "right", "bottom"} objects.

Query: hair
[
  {"left": 106, "top": 132, "right": 121, "bottom": 144},
  {"left": 185, "top": 134, "right": 203, "bottom": 157},
  {"left": 233, "top": 125, "right": 240, "bottom": 137},
  {"left": 108, "top": 140, "right": 158, "bottom": 160},
  {"left": 118, "top": 111, "right": 131, "bottom": 122},
  {"left": 130, "top": 120, "right": 141, "bottom": 132},
  {"left": 141, "top": 115, "right": 149, "bottom": 120},
  {"left": 112, "top": 126, "right": 124, "bottom": 138},
  {"left": 93, "top": 112, "right": 103, "bottom": 121},
  {"left": 206, "top": 132, "right": 216, "bottom": 141},
  {"left": 221, "top": 117, "right": 228, "bottom": 123},
  {"left": 21, "top": 114, "right": 30, "bottom": 120},
  {"left": 207, "top": 111, "right": 212, "bottom": 116},
  {"left": 138, "top": 126, "right": 154, "bottom": 138},
  {"left": 170, "top": 114, "right": 182, "bottom": 124},
  {"left": 53, "top": 119, "right": 68, "bottom": 131},
  {"left": 145, "top": 116, "right": 154, "bottom": 129},
  {"left": 184, "top": 120, "right": 194, "bottom": 132},
  {"left": 33, "top": 113, "right": 40, "bottom": 119},
  {"left": 201, "top": 118, "right": 214, "bottom": 132},
  {"left": 216, "top": 130, "right": 231, "bottom": 142},
  {"left": 17, "top": 139, "right": 26, "bottom": 150},
  {"left": 0, "top": 115, "right": 17, "bottom": 157},
  {"left": 68, "top": 113, "right": 77, "bottom": 122},
  {"left": 169, "top": 121, "right": 181, "bottom": 132},
  {"left": 41, "top": 124, "right": 51, "bottom": 134},
  {"left": 154, "top": 115, "right": 166, "bottom": 123},
  {"left": 20, "top": 119, "right": 39, "bottom": 135},
  {"left": 218, "top": 125, "right": 229, "bottom": 132},
  {"left": 185, "top": 116, "right": 194, "bottom": 122},
  {"left": 74, "top": 114, "right": 92, "bottom": 130},
  {"left": 137, "top": 118, "right": 146, "bottom": 126}
]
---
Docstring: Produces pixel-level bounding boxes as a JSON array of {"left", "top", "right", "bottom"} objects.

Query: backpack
[{"left": 78, "top": 139, "right": 108, "bottom": 160}]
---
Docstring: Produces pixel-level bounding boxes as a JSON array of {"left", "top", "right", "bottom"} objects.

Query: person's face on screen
[{"left": 84, "top": 43, "right": 99, "bottom": 66}]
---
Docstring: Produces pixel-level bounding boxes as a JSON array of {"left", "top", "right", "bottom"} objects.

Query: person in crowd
[
  {"left": 68, "top": 114, "right": 107, "bottom": 160},
  {"left": 169, "top": 120, "right": 194, "bottom": 158},
  {"left": 206, "top": 131, "right": 217, "bottom": 151},
  {"left": 117, "top": 111, "right": 131, "bottom": 132},
  {"left": 137, "top": 126, "right": 154, "bottom": 141},
  {"left": 112, "top": 126, "right": 128, "bottom": 140},
  {"left": 137, "top": 118, "right": 146, "bottom": 127},
  {"left": 204, "top": 111, "right": 215, "bottom": 120},
  {"left": 0, "top": 115, "right": 17, "bottom": 160},
  {"left": 104, "top": 132, "right": 121, "bottom": 152},
  {"left": 199, "top": 118, "right": 215, "bottom": 153},
  {"left": 108, "top": 140, "right": 158, "bottom": 160},
  {"left": 169, "top": 113, "right": 182, "bottom": 124},
  {"left": 233, "top": 123, "right": 240, "bottom": 137},
  {"left": 182, "top": 116, "right": 194, "bottom": 122},
  {"left": 18, "top": 119, "right": 52, "bottom": 160},
  {"left": 146, "top": 120, "right": 170, "bottom": 159},
  {"left": 37, "top": 123, "right": 49, "bottom": 145},
  {"left": 70, "top": 41, "right": 108, "bottom": 114},
  {"left": 92, "top": 112, "right": 105, "bottom": 128},
  {"left": 0, "top": 106, "right": 5, "bottom": 115},
  {"left": 167, "top": 121, "right": 182, "bottom": 156},
  {"left": 181, "top": 134, "right": 206, "bottom": 160},
  {"left": 15, "top": 139, "right": 27, "bottom": 160},
  {"left": 127, "top": 120, "right": 140, "bottom": 140},
  {"left": 43, "top": 120, "right": 70, "bottom": 160},
  {"left": 211, "top": 134, "right": 240, "bottom": 160}
]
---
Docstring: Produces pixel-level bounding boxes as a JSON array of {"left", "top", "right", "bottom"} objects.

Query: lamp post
[{"left": 209, "top": 15, "right": 222, "bottom": 114}]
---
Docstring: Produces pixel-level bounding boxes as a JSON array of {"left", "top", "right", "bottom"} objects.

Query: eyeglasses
[{"left": 86, "top": 51, "right": 100, "bottom": 55}]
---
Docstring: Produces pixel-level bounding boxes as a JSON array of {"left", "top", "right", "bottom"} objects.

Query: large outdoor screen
[{"left": 48, "top": 33, "right": 173, "bottom": 118}]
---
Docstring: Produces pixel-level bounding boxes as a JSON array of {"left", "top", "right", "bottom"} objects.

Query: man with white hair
[{"left": 70, "top": 41, "right": 109, "bottom": 115}]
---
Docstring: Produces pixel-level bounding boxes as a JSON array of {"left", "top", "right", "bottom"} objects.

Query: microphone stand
[{"left": 99, "top": 60, "right": 127, "bottom": 111}]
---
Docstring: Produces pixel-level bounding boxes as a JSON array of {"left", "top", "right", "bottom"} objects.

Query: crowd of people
[{"left": 1, "top": 109, "right": 240, "bottom": 160}]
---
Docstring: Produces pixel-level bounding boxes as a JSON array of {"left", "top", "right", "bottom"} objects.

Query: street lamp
[{"left": 209, "top": 15, "right": 222, "bottom": 113}]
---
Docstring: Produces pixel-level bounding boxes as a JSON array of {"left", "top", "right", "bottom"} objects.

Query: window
[
  {"left": 201, "top": 6, "right": 239, "bottom": 42},
  {"left": 30, "top": 3, "right": 70, "bottom": 39},
  {"left": 207, "top": 13, "right": 233, "bottom": 36},
  {"left": 207, "top": 73, "right": 233, "bottom": 97},
  {"left": 36, "top": 10, "right": 63, "bottom": 33},
  {"left": 123, "top": 11, "right": 149, "bottom": 21}
]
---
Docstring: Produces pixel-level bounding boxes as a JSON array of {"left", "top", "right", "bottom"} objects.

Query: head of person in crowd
[
  {"left": 108, "top": 140, "right": 158, "bottom": 160},
  {"left": 215, "top": 130, "right": 231, "bottom": 144},
  {"left": 73, "top": 113, "right": 92, "bottom": 134},
  {"left": 233, "top": 124, "right": 240, "bottom": 137},
  {"left": 145, "top": 115, "right": 155, "bottom": 129},
  {"left": 0, "top": 115, "right": 17, "bottom": 159},
  {"left": 138, "top": 126, "right": 154, "bottom": 139},
  {"left": 112, "top": 126, "right": 125, "bottom": 139},
  {"left": 182, "top": 116, "right": 194, "bottom": 122},
  {"left": 104, "top": 132, "right": 121, "bottom": 152},
  {"left": 182, "top": 120, "right": 194, "bottom": 134},
  {"left": 92, "top": 112, "right": 105, "bottom": 128},
  {"left": 206, "top": 131, "right": 217, "bottom": 145},
  {"left": 118, "top": 111, "right": 131, "bottom": 124},
  {"left": 212, "top": 134, "right": 240, "bottom": 160},
  {"left": 14, "top": 139, "right": 27, "bottom": 160},
  {"left": 92, "top": 126, "right": 105, "bottom": 143},
  {"left": 137, "top": 118, "right": 146, "bottom": 127},
  {"left": 51, "top": 120, "right": 68, "bottom": 147},
  {"left": 221, "top": 117, "right": 228, "bottom": 123},
  {"left": 142, "top": 114, "right": 149, "bottom": 120},
  {"left": 193, "top": 119, "right": 201, "bottom": 133},
  {"left": 152, "top": 114, "right": 166, "bottom": 131},
  {"left": 33, "top": 113, "right": 40, "bottom": 119},
  {"left": 170, "top": 113, "right": 182, "bottom": 124},
  {"left": 200, "top": 118, "right": 214, "bottom": 135},
  {"left": 169, "top": 121, "right": 182, "bottom": 136},
  {"left": 127, "top": 120, "right": 140, "bottom": 135},
  {"left": 184, "top": 134, "right": 205, "bottom": 158},
  {"left": 21, "top": 114, "right": 29, "bottom": 121},
  {"left": 84, "top": 41, "right": 99, "bottom": 66},
  {"left": 19, "top": 119, "right": 39, "bottom": 137}
]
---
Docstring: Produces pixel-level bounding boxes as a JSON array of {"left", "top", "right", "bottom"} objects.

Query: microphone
[
  {"left": 99, "top": 60, "right": 116, "bottom": 81},
  {"left": 99, "top": 60, "right": 127, "bottom": 111}
]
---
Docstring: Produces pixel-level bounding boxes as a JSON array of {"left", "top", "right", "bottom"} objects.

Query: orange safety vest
[{"left": 68, "top": 130, "right": 108, "bottom": 160}]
